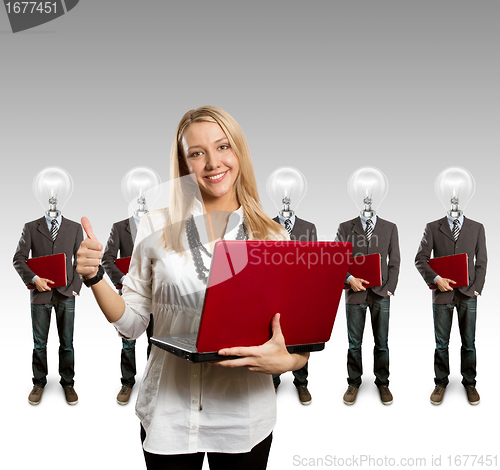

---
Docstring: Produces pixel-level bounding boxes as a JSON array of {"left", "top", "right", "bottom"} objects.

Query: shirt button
[
  {"left": 192, "top": 399, "right": 198, "bottom": 404},
  {"left": 193, "top": 374, "right": 199, "bottom": 379},
  {"left": 191, "top": 425, "right": 197, "bottom": 430}
]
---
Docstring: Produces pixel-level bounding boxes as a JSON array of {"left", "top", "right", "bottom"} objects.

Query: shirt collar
[
  {"left": 278, "top": 213, "right": 296, "bottom": 227},
  {"left": 359, "top": 213, "right": 377, "bottom": 227},
  {"left": 45, "top": 213, "right": 62, "bottom": 226},
  {"left": 447, "top": 213, "right": 464, "bottom": 227}
]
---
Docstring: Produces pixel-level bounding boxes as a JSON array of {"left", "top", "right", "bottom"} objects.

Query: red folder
[
  {"left": 27, "top": 253, "right": 67, "bottom": 290},
  {"left": 115, "top": 256, "right": 131, "bottom": 289},
  {"left": 429, "top": 253, "right": 469, "bottom": 289},
  {"left": 343, "top": 253, "right": 382, "bottom": 289}
]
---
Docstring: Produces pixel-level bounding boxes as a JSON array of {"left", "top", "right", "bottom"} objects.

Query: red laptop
[
  {"left": 115, "top": 257, "right": 131, "bottom": 289},
  {"left": 429, "top": 253, "right": 469, "bottom": 289},
  {"left": 27, "top": 253, "right": 67, "bottom": 289},
  {"left": 343, "top": 253, "right": 382, "bottom": 289},
  {"left": 151, "top": 240, "right": 353, "bottom": 362}
]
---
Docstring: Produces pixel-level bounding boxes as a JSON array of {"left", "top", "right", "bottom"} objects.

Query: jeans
[
  {"left": 272, "top": 362, "right": 308, "bottom": 388},
  {"left": 346, "top": 290, "right": 390, "bottom": 387},
  {"left": 433, "top": 291, "right": 477, "bottom": 387},
  {"left": 31, "top": 290, "right": 75, "bottom": 387},
  {"left": 121, "top": 313, "right": 154, "bottom": 387}
]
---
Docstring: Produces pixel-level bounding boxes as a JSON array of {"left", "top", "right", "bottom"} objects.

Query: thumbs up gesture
[{"left": 76, "top": 217, "right": 103, "bottom": 280}]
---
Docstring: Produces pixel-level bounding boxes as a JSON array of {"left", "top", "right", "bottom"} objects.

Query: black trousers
[{"left": 141, "top": 425, "right": 272, "bottom": 470}]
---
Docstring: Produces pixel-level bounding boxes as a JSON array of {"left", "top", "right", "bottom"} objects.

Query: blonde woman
[{"left": 77, "top": 106, "right": 309, "bottom": 469}]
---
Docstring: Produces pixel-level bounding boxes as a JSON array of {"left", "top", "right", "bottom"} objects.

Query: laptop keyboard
[{"left": 172, "top": 336, "right": 197, "bottom": 348}]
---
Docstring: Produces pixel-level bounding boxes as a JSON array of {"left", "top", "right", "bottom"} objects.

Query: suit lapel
[
  {"left": 439, "top": 217, "right": 456, "bottom": 242},
  {"left": 352, "top": 217, "right": 365, "bottom": 237},
  {"left": 36, "top": 217, "right": 53, "bottom": 242},
  {"left": 291, "top": 217, "right": 302, "bottom": 238}
]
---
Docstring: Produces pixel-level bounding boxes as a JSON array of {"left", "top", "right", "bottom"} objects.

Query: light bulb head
[
  {"left": 434, "top": 167, "right": 475, "bottom": 218},
  {"left": 121, "top": 167, "right": 162, "bottom": 218},
  {"left": 32, "top": 166, "right": 74, "bottom": 218},
  {"left": 266, "top": 167, "right": 307, "bottom": 220},
  {"left": 347, "top": 167, "right": 388, "bottom": 219}
]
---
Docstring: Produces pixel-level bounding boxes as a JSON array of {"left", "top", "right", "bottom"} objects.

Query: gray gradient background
[{"left": 1, "top": 1, "right": 499, "bottom": 468}]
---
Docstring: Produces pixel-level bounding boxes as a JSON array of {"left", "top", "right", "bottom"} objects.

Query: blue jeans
[
  {"left": 346, "top": 291, "right": 390, "bottom": 387},
  {"left": 121, "top": 313, "right": 154, "bottom": 387},
  {"left": 31, "top": 291, "right": 75, "bottom": 387},
  {"left": 272, "top": 362, "right": 308, "bottom": 388},
  {"left": 433, "top": 291, "right": 477, "bottom": 387}
]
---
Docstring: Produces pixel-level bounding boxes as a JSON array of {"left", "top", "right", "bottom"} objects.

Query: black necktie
[
  {"left": 50, "top": 219, "right": 59, "bottom": 241},
  {"left": 365, "top": 219, "right": 373, "bottom": 242},
  {"left": 284, "top": 219, "right": 292, "bottom": 237},
  {"left": 452, "top": 219, "right": 460, "bottom": 241}
]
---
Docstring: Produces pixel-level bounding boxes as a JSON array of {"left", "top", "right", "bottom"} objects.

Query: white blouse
[{"left": 113, "top": 203, "right": 277, "bottom": 455}]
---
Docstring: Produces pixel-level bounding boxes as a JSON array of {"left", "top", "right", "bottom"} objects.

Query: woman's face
[{"left": 181, "top": 121, "right": 240, "bottom": 206}]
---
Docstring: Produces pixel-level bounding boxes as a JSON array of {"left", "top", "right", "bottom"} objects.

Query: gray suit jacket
[
  {"left": 272, "top": 216, "right": 317, "bottom": 242},
  {"left": 335, "top": 217, "right": 400, "bottom": 305},
  {"left": 102, "top": 217, "right": 136, "bottom": 287},
  {"left": 13, "top": 216, "right": 83, "bottom": 304},
  {"left": 415, "top": 216, "right": 487, "bottom": 304}
]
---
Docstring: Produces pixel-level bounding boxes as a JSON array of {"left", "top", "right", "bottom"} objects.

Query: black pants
[{"left": 141, "top": 425, "right": 272, "bottom": 470}]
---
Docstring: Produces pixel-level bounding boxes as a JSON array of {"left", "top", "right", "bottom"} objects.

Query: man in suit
[
  {"left": 272, "top": 214, "right": 317, "bottom": 405},
  {"left": 415, "top": 214, "right": 486, "bottom": 405},
  {"left": 335, "top": 215, "right": 400, "bottom": 406},
  {"left": 13, "top": 214, "right": 83, "bottom": 405},
  {"left": 102, "top": 216, "right": 154, "bottom": 405}
]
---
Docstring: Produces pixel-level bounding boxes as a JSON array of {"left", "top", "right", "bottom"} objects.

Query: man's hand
[
  {"left": 34, "top": 277, "right": 54, "bottom": 292},
  {"left": 349, "top": 277, "right": 369, "bottom": 292},
  {"left": 76, "top": 217, "right": 103, "bottom": 280},
  {"left": 211, "top": 313, "right": 308, "bottom": 374},
  {"left": 435, "top": 277, "right": 456, "bottom": 292}
]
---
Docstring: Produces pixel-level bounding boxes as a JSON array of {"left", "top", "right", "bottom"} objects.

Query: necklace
[{"left": 186, "top": 214, "right": 248, "bottom": 284}]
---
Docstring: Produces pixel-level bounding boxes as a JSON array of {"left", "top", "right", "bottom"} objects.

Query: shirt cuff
[
  {"left": 120, "top": 275, "right": 126, "bottom": 284},
  {"left": 433, "top": 275, "right": 440, "bottom": 284},
  {"left": 32, "top": 275, "right": 38, "bottom": 284},
  {"left": 346, "top": 275, "right": 353, "bottom": 284}
]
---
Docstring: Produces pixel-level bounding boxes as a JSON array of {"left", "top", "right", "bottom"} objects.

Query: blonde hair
[{"left": 164, "top": 105, "right": 285, "bottom": 252}]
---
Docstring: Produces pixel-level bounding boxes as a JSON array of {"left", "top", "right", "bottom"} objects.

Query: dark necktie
[
  {"left": 50, "top": 219, "right": 59, "bottom": 241},
  {"left": 365, "top": 218, "right": 373, "bottom": 242},
  {"left": 284, "top": 219, "right": 293, "bottom": 237},
  {"left": 452, "top": 219, "right": 460, "bottom": 241}
]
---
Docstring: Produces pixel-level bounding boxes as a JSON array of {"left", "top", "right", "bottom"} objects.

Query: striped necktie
[
  {"left": 365, "top": 218, "right": 373, "bottom": 242},
  {"left": 284, "top": 219, "right": 293, "bottom": 237},
  {"left": 50, "top": 219, "right": 59, "bottom": 241},
  {"left": 452, "top": 219, "right": 460, "bottom": 241}
]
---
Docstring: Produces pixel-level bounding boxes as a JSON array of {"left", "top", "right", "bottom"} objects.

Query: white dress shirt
[{"left": 113, "top": 201, "right": 276, "bottom": 455}]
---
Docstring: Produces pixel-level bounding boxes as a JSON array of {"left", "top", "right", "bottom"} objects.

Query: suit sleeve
[
  {"left": 13, "top": 224, "right": 36, "bottom": 286},
  {"left": 415, "top": 223, "right": 438, "bottom": 286},
  {"left": 385, "top": 224, "right": 401, "bottom": 294},
  {"left": 473, "top": 223, "right": 487, "bottom": 294},
  {"left": 70, "top": 224, "right": 84, "bottom": 294},
  {"left": 102, "top": 224, "right": 126, "bottom": 286},
  {"left": 310, "top": 223, "right": 317, "bottom": 242},
  {"left": 335, "top": 223, "right": 351, "bottom": 283}
]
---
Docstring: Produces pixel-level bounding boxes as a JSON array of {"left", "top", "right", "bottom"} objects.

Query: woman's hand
[
  {"left": 76, "top": 217, "right": 103, "bottom": 280},
  {"left": 211, "top": 313, "right": 310, "bottom": 374}
]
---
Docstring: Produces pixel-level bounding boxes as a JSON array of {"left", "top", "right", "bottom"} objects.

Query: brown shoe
[
  {"left": 63, "top": 385, "right": 78, "bottom": 405},
  {"left": 430, "top": 385, "right": 446, "bottom": 405},
  {"left": 28, "top": 385, "right": 44, "bottom": 405},
  {"left": 465, "top": 385, "right": 480, "bottom": 405},
  {"left": 117, "top": 385, "right": 133, "bottom": 405},
  {"left": 378, "top": 385, "right": 393, "bottom": 405},
  {"left": 343, "top": 384, "right": 359, "bottom": 405},
  {"left": 296, "top": 385, "right": 312, "bottom": 405}
]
